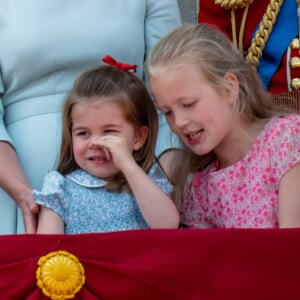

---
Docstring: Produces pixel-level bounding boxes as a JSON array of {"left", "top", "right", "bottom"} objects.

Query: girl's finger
[{"left": 102, "top": 146, "right": 112, "bottom": 161}]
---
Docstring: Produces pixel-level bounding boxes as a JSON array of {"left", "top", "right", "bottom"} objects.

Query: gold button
[
  {"left": 291, "top": 78, "right": 300, "bottom": 90},
  {"left": 290, "top": 38, "right": 300, "bottom": 50},
  {"left": 290, "top": 56, "right": 300, "bottom": 68}
]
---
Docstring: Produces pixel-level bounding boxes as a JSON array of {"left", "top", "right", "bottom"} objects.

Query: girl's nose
[
  {"left": 88, "top": 141, "right": 97, "bottom": 150},
  {"left": 88, "top": 137, "right": 101, "bottom": 150},
  {"left": 173, "top": 112, "right": 188, "bottom": 129}
]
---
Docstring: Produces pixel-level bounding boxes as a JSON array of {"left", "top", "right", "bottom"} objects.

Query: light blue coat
[{"left": 0, "top": 0, "right": 181, "bottom": 233}]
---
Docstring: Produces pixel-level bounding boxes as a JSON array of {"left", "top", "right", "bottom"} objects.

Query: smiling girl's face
[
  {"left": 71, "top": 98, "right": 141, "bottom": 178},
  {"left": 149, "top": 63, "right": 239, "bottom": 157}
]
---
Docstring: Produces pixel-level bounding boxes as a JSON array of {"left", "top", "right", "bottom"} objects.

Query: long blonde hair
[
  {"left": 145, "top": 23, "right": 280, "bottom": 205},
  {"left": 57, "top": 65, "right": 158, "bottom": 193}
]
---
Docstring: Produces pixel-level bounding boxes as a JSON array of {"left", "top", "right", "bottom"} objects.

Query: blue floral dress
[{"left": 33, "top": 162, "right": 172, "bottom": 234}]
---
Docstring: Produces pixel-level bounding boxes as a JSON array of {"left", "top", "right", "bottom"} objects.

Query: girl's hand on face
[{"left": 90, "top": 135, "right": 136, "bottom": 171}]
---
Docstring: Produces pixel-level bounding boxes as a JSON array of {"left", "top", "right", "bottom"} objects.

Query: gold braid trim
[
  {"left": 215, "top": 1, "right": 253, "bottom": 53},
  {"left": 246, "top": 0, "right": 283, "bottom": 67},
  {"left": 214, "top": 0, "right": 253, "bottom": 10},
  {"left": 215, "top": 0, "right": 284, "bottom": 68}
]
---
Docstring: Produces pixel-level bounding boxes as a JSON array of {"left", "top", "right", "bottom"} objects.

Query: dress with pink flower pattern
[{"left": 181, "top": 114, "right": 300, "bottom": 228}]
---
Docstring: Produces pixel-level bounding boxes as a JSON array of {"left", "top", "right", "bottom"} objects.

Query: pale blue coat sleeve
[
  {"left": 145, "top": 0, "right": 182, "bottom": 65},
  {"left": 146, "top": 0, "right": 182, "bottom": 155},
  {"left": 0, "top": 74, "right": 12, "bottom": 144}
]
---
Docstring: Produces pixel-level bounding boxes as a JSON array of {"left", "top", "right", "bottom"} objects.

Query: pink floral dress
[{"left": 181, "top": 114, "right": 300, "bottom": 228}]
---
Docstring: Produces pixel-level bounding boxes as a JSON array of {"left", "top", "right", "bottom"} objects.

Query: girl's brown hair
[{"left": 57, "top": 65, "right": 158, "bottom": 193}]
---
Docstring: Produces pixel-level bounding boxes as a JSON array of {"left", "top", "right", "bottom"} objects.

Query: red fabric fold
[{"left": 0, "top": 229, "right": 300, "bottom": 299}]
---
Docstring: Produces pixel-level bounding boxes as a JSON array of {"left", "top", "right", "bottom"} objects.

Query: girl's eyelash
[
  {"left": 104, "top": 129, "right": 118, "bottom": 134},
  {"left": 183, "top": 100, "right": 196, "bottom": 107},
  {"left": 76, "top": 131, "right": 88, "bottom": 136}
]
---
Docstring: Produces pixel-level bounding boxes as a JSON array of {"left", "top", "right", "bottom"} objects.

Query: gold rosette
[{"left": 36, "top": 250, "right": 85, "bottom": 299}]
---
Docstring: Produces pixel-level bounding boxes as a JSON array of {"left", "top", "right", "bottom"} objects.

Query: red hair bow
[{"left": 102, "top": 55, "right": 138, "bottom": 73}]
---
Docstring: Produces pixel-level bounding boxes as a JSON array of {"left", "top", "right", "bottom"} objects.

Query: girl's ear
[
  {"left": 133, "top": 126, "right": 148, "bottom": 151},
  {"left": 223, "top": 72, "right": 239, "bottom": 105}
]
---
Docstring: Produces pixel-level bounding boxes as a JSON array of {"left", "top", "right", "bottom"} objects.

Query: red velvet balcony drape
[{"left": 0, "top": 228, "right": 300, "bottom": 299}]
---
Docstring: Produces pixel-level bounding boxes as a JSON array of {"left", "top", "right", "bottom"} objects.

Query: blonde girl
[{"left": 146, "top": 24, "right": 300, "bottom": 228}]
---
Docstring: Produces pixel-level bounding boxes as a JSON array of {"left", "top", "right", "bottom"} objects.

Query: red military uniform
[{"left": 198, "top": 0, "right": 300, "bottom": 95}]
